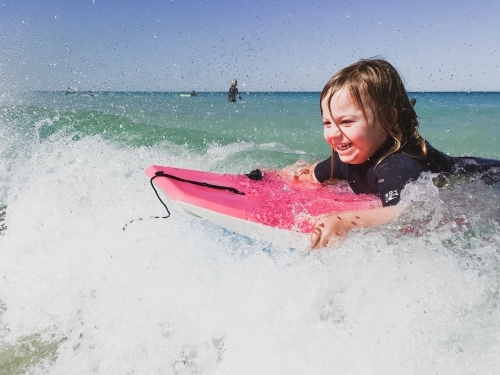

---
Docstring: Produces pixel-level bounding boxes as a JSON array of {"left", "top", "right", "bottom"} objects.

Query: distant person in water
[
  {"left": 228, "top": 79, "right": 243, "bottom": 102},
  {"left": 191, "top": 90, "right": 197, "bottom": 97}
]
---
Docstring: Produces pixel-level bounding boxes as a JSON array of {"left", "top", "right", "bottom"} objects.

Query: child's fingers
[
  {"left": 310, "top": 227, "right": 322, "bottom": 249},
  {"left": 310, "top": 219, "right": 347, "bottom": 249},
  {"left": 295, "top": 168, "right": 310, "bottom": 176}
]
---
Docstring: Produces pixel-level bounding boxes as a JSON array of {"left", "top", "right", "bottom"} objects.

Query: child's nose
[{"left": 326, "top": 125, "right": 342, "bottom": 139}]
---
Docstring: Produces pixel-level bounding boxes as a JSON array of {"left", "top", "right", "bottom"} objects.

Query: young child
[{"left": 290, "top": 59, "right": 500, "bottom": 248}]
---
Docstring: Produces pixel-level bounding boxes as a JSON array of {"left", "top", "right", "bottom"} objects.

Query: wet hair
[
  {"left": 320, "top": 59, "right": 426, "bottom": 168},
  {"left": 231, "top": 79, "right": 237, "bottom": 86}
]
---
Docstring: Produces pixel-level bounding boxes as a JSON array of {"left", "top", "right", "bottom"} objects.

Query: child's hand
[
  {"left": 280, "top": 161, "right": 317, "bottom": 182},
  {"left": 310, "top": 214, "right": 351, "bottom": 248},
  {"left": 310, "top": 206, "right": 398, "bottom": 249},
  {"left": 293, "top": 167, "right": 315, "bottom": 182}
]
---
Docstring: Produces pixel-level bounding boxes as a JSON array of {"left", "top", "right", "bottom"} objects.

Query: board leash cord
[
  {"left": 123, "top": 169, "right": 263, "bottom": 231},
  {"left": 152, "top": 170, "right": 247, "bottom": 195}
]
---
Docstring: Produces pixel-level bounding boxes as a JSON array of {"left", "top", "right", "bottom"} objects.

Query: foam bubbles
[{"left": 0, "top": 131, "right": 500, "bottom": 374}]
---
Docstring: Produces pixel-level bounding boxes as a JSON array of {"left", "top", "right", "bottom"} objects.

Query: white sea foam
[{"left": 1, "top": 132, "right": 499, "bottom": 374}]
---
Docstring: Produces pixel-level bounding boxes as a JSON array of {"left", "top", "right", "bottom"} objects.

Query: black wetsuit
[
  {"left": 314, "top": 139, "right": 500, "bottom": 206},
  {"left": 228, "top": 86, "right": 239, "bottom": 102}
]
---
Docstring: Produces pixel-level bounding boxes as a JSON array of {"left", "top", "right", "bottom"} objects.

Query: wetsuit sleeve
[
  {"left": 375, "top": 154, "right": 428, "bottom": 206},
  {"left": 451, "top": 156, "right": 500, "bottom": 175},
  {"left": 313, "top": 154, "right": 344, "bottom": 183}
]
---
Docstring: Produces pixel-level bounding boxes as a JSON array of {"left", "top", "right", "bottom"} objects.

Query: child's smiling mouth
[{"left": 337, "top": 143, "right": 353, "bottom": 151}]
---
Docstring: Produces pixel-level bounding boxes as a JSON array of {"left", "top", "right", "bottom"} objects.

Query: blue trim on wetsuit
[{"left": 314, "top": 140, "right": 500, "bottom": 207}]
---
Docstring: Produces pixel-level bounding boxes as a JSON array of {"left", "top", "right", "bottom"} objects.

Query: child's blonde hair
[{"left": 320, "top": 59, "right": 426, "bottom": 167}]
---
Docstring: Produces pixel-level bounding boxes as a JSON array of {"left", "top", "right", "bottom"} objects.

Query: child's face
[{"left": 321, "top": 88, "right": 388, "bottom": 165}]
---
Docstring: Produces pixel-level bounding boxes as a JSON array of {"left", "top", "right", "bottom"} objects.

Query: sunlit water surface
[{"left": 0, "top": 91, "right": 499, "bottom": 374}]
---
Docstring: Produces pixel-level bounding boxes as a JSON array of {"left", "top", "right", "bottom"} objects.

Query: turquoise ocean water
[{"left": 1, "top": 91, "right": 499, "bottom": 374}]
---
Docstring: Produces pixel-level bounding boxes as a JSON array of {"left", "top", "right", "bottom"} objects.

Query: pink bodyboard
[{"left": 145, "top": 165, "right": 381, "bottom": 233}]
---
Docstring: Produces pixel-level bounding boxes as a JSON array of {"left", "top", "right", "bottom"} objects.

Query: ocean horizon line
[{"left": 34, "top": 90, "right": 500, "bottom": 94}]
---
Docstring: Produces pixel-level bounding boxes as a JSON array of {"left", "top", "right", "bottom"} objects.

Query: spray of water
[{"left": 1, "top": 111, "right": 499, "bottom": 374}]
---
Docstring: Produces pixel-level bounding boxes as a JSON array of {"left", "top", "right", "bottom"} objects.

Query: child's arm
[{"left": 310, "top": 206, "right": 397, "bottom": 249}]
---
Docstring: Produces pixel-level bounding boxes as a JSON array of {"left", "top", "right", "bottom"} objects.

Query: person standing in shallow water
[{"left": 228, "top": 79, "right": 243, "bottom": 102}]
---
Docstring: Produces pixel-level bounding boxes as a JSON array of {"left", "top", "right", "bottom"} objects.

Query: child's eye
[
  {"left": 340, "top": 120, "right": 353, "bottom": 126},
  {"left": 323, "top": 121, "right": 331, "bottom": 127}
]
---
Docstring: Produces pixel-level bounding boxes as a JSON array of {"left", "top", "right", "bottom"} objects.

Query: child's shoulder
[
  {"left": 377, "top": 141, "right": 453, "bottom": 175},
  {"left": 377, "top": 150, "right": 428, "bottom": 175}
]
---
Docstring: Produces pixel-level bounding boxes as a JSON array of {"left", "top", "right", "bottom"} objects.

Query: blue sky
[{"left": 1, "top": 0, "right": 499, "bottom": 91}]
